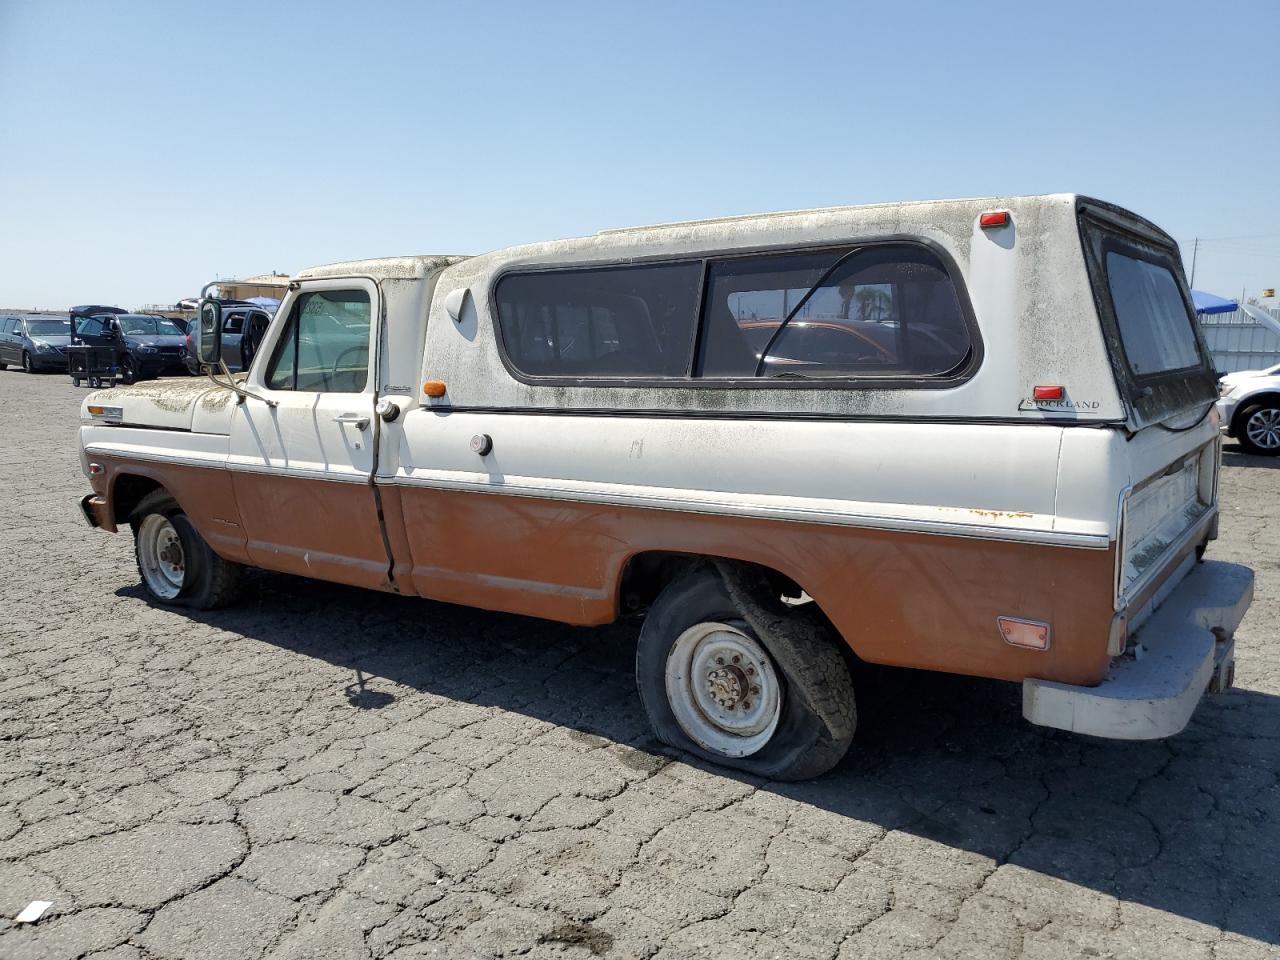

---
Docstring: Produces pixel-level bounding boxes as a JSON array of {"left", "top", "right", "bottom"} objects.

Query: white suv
[{"left": 1217, "top": 362, "right": 1280, "bottom": 455}]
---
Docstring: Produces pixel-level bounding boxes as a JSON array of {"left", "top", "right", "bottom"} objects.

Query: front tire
[
  {"left": 120, "top": 355, "right": 138, "bottom": 385},
  {"left": 1237, "top": 402, "right": 1280, "bottom": 456},
  {"left": 22, "top": 352, "right": 34, "bottom": 374},
  {"left": 636, "top": 562, "right": 856, "bottom": 780},
  {"left": 131, "top": 491, "right": 245, "bottom": 609}
]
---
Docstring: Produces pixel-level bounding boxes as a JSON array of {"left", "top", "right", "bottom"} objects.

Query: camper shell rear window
[
  {"left": 1104, "top": 250, "right": 1202, "bottom": 377},
  {"left": 1077, "top": 202, "right": 1218, "bottom": 425}
]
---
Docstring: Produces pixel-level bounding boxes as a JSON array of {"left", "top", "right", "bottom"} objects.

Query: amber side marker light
[
  {"left": 979, "top": 211, "right": 1011, "bottom": 228},
  {"left": 423, "top": 381, "right": 447, "bottom": 398},
  {"left": 998, "top": 616, "right": 1051, "bottom": 651},
  {"left": 1033, "top": 385, "right": 1064, "bottom": 401}
]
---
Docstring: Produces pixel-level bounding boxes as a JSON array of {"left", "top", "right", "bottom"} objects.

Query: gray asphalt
[{"left": 1, "top": 370, "right": 1277, "bottom": 960}]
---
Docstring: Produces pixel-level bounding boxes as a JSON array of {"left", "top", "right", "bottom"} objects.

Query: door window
[
  {"left": 265, "top": 290, "right": 371, "bottom": 392},
  {"left": 76, "top": 317, "right": 108, "bottom": 338},
  {"left": 223, "top": 312, "right": 246, "bottom": 335}
]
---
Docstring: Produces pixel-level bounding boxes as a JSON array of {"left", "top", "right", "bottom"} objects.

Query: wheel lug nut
[
  {"left": 746, "top": 667, "right": 755, "bottom": 676},
  {"left": 732, "top": 655, "right": 741, "bottom": 664},
  {"left": 742, "top": 700, "right": 752, "bottom": 710},
  {"left": 751, "top": 686, "right": 760, "bottom": 695},
  {"left": 716, "top": 657, "right": 725, "bottom": 665}
]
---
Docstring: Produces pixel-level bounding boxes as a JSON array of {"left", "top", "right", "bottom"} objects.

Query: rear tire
[
  {"left": 130, "top": 490, "right": 245, "bottom": 609},
  {"left": 636, "top": 561, "right": 856, "bottom": 780},
  {"left": 1236, "top": 402, "right": 1280, "bottom": 456}
]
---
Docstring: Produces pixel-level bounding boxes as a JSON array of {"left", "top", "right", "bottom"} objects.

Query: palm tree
[{"left": 853, "top": 287, "right": 892, "bottom": 322}]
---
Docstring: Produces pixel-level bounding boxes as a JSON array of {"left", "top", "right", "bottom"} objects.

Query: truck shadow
[
  {"left": 1222, "top": 443, "right": 1280, "bottom": 469},
  {"left": 138, "top": 572, "right": 1280, "bottom": 946}
]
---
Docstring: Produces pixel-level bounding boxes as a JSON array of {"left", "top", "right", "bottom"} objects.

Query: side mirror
[{"left": 197, "top": 300, "right": 223, "bottom": 367}]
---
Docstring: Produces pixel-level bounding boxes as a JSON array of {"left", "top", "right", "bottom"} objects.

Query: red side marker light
[
  {"left": 979, "top": 211, "right": 1010, "bottom": 228},
  {"left": 1033, "top": 385, "right": 1064, "bottom": 401},
  {"left": 997, "top": 617, "right": 1051, "bottom": 651}
]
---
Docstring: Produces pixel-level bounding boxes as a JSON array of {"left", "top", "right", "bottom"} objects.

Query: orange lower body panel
[{"left": 89, "top": 454, "right": 1116, "bottom": 687}]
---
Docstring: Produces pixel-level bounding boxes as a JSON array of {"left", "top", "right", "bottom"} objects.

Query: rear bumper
[{"left": 1023, "top": 560, "right": 1252, "bottom": 740}]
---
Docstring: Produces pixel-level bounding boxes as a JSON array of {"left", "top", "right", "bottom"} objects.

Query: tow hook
[{"left": 1208, "top": 627, "right": 1236, "bottom": 694}]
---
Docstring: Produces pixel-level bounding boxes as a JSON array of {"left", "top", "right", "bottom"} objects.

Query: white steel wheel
[
  {"left": 664, "top": 621, "right": 782, "bottom": 758},
  {"left": 1245, "top": 407, "right": 1280, "bottom": 451},
  {"left": 137, "top": 513, "right": 186, "bottom": 600}
]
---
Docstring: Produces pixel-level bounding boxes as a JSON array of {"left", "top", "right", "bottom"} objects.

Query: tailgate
[{"left": 1120, "top": 441, "right": 1216, "bottom": 602}]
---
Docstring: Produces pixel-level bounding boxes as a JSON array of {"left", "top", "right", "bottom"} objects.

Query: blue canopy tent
[{"left": 1191, "top": 289, "right": 1238, "bottom": 315}]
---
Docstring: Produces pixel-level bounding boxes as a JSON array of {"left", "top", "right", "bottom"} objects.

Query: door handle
[{"left": 332, "top": 413, "right": 370, "bottom": 430}]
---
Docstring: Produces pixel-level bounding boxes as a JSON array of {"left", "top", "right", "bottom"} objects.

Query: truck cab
[{"left": 76, "top": 195, "right": 1252, "bottom": 779}]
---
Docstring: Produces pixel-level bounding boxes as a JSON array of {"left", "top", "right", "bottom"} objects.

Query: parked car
[
  {"left": 1216, "top": 361, "right": 1280, "bottom": 455},
  {"left": 71, "top": 313, "right": 190, "bottom": 384},
  {"left": 0, "top": 315, "right": 73, "bottom": 372},
  {"left": 183, "top": 301, "right": 272, "bottom": 374},
  {"left": 76, "top": 194, "right": 1251, "bottom": 780}
]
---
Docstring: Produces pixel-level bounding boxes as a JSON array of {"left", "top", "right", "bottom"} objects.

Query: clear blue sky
[{"left": 2, "top": 0, "right": 1278, "bottom": 309}]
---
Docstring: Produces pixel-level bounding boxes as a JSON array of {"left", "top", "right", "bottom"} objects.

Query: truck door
[{"left": 226, "top": 277, "right": 391, "bottom": 590}]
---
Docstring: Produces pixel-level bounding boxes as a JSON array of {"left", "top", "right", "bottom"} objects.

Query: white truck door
[{"left": 226, "top": 277, "right": 392, "bottom": 590}]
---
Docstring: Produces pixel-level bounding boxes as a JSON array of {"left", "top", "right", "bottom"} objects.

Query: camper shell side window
[{"left": 491, "top": 239, "right": 979, "bottom": 390}]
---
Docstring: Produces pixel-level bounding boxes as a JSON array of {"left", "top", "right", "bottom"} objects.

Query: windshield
[
  {"left": 27, "top": 318, "right": 72, "bottom": 336},
  {"left": 119, "top": 316, "right": 183, "bottom": 336}
]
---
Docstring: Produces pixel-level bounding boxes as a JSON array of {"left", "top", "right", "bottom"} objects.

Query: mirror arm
[{"left": 205, "top": 360, "right": 278, "bottom": 408}]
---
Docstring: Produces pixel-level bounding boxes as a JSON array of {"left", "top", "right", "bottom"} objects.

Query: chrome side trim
[{"left": 385, "top": 471, "right": 1111, "bottom": 548}]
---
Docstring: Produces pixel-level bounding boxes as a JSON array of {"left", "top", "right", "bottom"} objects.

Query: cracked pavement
[{"left": 1, "top": 371, "right": 1278, "bottom": 960}]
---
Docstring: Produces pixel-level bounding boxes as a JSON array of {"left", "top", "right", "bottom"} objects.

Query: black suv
[{"left": 71, "top": 313, "right": 191, "bottom": 383}]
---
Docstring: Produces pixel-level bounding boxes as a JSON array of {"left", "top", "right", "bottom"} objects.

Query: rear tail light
[
  {"left": 980, "top": 211, "right": 1011, "bottom": 229},
  {"left": 1033, "top": 385, "right": 1065, "bottom": 401}
]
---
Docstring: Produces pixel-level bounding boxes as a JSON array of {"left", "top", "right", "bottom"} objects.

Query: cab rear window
[{"left": 1105, "top": 251, "right": 1201, "bottom": 376}]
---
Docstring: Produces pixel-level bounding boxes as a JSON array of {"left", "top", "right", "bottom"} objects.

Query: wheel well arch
[
  {"left": 616, "top": 550, "right": 806, "bottom": 616},
  {"left": 109, "top": 473, "right": 165, "bottom": 525},
  {"left": 1232, "top": 391, "right": 1280, "bottom": 434}
]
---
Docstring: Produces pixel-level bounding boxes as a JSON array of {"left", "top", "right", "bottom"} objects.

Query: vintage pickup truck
[{"left": 78, "top": 194, "right": 1253, "bottom": 779}]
